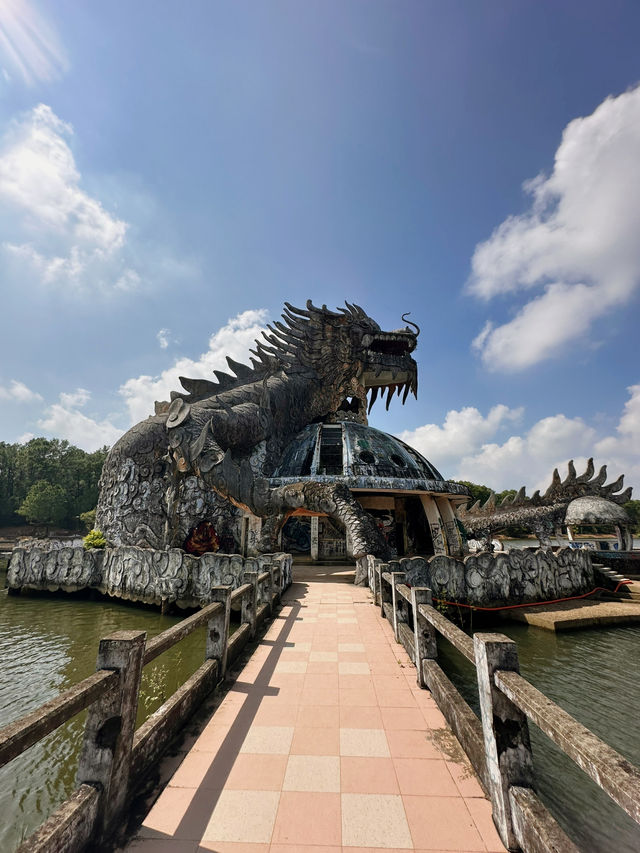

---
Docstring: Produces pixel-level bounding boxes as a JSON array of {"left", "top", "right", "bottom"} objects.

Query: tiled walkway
[{"left": 127, "top": 564, "right": 506, "bottom": 853}]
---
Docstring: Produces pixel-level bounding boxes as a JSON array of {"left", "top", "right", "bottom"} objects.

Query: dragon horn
[{"left": 401, "top": 312, "right": 420, "bottom": 337}]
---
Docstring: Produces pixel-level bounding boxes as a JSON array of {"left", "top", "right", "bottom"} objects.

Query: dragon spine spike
[
  {"left": 225, "top": 357, "right": 252, "bottom": 379},
  {"left": 563, "top": 460, "right": 577, "bottom": 485},
  {"left": 593, "top": 465, "right": 607, "bottom": 487},
  {"left": 514, "top": 486, "right": 527, "bottom": 505},
  {"left": 576, "top": 457, "right": 595, "bottom": 483},
  {"left": 602, "top": 473, "right": 624, "bottom": 496},
  {"left": 213, "top": 370, "right": 234, "bottom": 388}
]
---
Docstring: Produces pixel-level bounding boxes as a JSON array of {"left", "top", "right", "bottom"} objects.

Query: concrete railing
[
  {"left": 0, "top": 562, "right": 286, "bottom": 853},
  {"left": 373, "top": 564, "right": 640, "bottom": 853}
]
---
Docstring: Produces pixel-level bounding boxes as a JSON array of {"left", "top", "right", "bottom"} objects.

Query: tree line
[{"left": 0, "top": 438, "right": 109, "bottom": 530}]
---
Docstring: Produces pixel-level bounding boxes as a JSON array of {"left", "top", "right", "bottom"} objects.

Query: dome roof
[
  {"left": 270, "top": 422, "right": 469, "bottom": 497},
  {"left": 565, "top": 496, "right": 630, "bottom": 527}
]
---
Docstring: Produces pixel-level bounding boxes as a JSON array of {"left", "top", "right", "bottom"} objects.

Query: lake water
[{"left": 0, "top": 568, "right": 207, "bottom": 851}]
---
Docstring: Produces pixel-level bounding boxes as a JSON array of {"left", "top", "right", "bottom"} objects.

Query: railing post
[
  {"left": 76, "top": 630, "right": 146, "bottom": 840},
  {"left": 272, "top": 564, "right": 282, "bottom": 606},
  {"left": 207, "top": 586, "right": 232, "bottom": 680},
  {"left": 370, "top": 559, "right": 378, "bottom": 603},
  {"left": 243, "top": 571, "right": 259, "bottom": 638},
  {"left": 264, "top": 564, "right": 274, "bottom": 615},
  {"left": 410, "top": 588, "right": 437, "bottom": 686},
  {"left": 390, "top": 571, "right": 407, "bottom": 642},
  {"left": 474, "top": 633, "right": 535, "bottom": 852},
  {"left": 379, "top": 564, "right": 391, "bottom": 617}
]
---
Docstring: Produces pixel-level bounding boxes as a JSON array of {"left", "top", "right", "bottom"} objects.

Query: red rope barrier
[{"left": 432, "top": 580, "right": 632, "bottom": 612}]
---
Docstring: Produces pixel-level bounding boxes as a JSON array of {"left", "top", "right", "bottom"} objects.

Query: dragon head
[{"left": 272, "top": 300, "right": 419, "bottom": 419}]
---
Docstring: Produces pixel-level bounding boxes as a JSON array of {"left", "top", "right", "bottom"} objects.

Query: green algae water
[
  {"left": 0, "top": 564, "right": 208, "bottom": 852},
  {"left": 438, "top": 621, "right": 640, "bottom": 852}
]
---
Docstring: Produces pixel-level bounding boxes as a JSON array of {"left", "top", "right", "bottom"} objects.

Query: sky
[{"left": 0, "top": 0, "right": 639, "bottom": 495}]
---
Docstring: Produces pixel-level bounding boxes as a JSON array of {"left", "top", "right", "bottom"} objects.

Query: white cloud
[
  {"left": 0, "top": 379, "right": 42, "bottom": 402},
  {"left": 120, "top": 309, "right": 269, "bottom": 424},
  {"left": 594, "top": 384, "right": 640, "bottom": 489},
  {"left": 469, "top": 85, "right": 640, "bottom": 370},
  {"left": 59, "top": 388, "right": 91, "bottom": 408},
  {"left": 157, "top": 328, "right": 170, "bottom": 349},
  {"left": 0, "top": 104, "right": 139, "bottom": 293},
  {"left": 401, "top": 388, "right": 639, "bottom": 493},
  {"left": 17, "top": 431, "right": 34, "bottom": 444},
  {"left": 38, "top": 390, "right": 122, "bottom": 452},
  {"left": 0, "top": 0, "right": 69, "bottom": 86},
  {"left": 399, "top": 404, "right": 523, "bottom": 474}
]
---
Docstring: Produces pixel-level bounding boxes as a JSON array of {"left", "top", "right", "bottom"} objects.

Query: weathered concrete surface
[
  {"left": 362, "top": 547, "right": 595, "bottom": 606},
  {"left": 7, "top": 540, "right": 292, "bottom": 609},
  {"left": 502, "top": 598, "right": 640, "bottom": 631}
]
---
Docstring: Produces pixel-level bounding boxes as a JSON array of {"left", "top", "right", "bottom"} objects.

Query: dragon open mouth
[{"left": 361, "top": 331, "right": 418, "bottom": 412}]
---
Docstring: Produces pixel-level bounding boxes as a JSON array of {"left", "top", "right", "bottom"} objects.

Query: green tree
[
  {"left": 623, "top": 500, "right": 640, "bottom": 534},
  {"left": 17, "top": 480, "right": 68, "bottom": 530},
  {"left": 456, "top": 481, "right": 493, "bottom": 505}
]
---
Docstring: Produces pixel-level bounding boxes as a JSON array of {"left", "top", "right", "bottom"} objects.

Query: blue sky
[{"left": 0, "top": 0, "right": 639, "bottom": 493}]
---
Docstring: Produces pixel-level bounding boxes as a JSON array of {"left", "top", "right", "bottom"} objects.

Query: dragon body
[{"left": 96, "top": 301, "right": 419, "bottom": 558}]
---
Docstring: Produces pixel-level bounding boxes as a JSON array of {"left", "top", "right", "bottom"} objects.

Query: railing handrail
[
  {"left": 417, "top": 601, "right": 475, "bottom": 663},
  {"left": 373, "top": 559, "right": 640, "bottom": 852},
  {"left": 3, "top": 555, "right": 290, "bottom": 853},
  {"left": 494, "top": 668, "right": 640, "bottom": 825},
  {"left": 0, "top": 669, "right": 118, "bottom": 769},
  {"left": 143, "top": 599, "right": 224, "bottom": 665}
]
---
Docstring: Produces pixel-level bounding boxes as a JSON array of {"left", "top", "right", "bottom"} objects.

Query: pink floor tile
[
  {"left": 393, "top": 758, "right": 460, "bottom": 797},
  {"left": 380, "top": 707, "right": 428, "bottom": 731},
  {"left": 386, "top": 730, "right": 443, "bottom": 759},
  {"left": 465, "top": 796, "right": 507, "bottom": 851},
  {"left": 305, "top": 660, "right": 338, "bottom": 674},
  {"left": 300, "top": 687, "right": 340, "bottom": 706},
  {"left": 339, "top": 687, "right": 378, "bottom": 707},
  {"left": 446, "top": 759, "right": 486, "bottom": 798},
  {"left": 376, "top": 690, "right": 419, "bottom": 709},
  {"left": 304, "top": 673, "right": 340, "bottom": 690},
  {"left": 403, "top": 795, "right": 486, "bottom": 851},
  {"left": 127, "top": 841, "right": 198, "bottom": 852},
  {"left": 339, "top": 705, "right": 384, "bottom": 729},
  {"left": 199, "top": 842, "right": 269, "bottom": 852},
  {"left": 225, "top": 754, "right": 288, "bottom": 790},
  {"left": 271, "top": 791, "right": 342, "bottom": 846},
  {"left": 340, "top": 756, "right": 400, "bottom": 794},
  {"left": 296, "top": 704, "right": 341, "bottom": 728},
  {"left": 290, "top": 726, "right": 340, "bottom": 755}
]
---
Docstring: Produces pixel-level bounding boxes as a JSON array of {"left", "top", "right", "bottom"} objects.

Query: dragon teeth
[{"left": 385, "top": 385, "right": 395, "bottom": 410}]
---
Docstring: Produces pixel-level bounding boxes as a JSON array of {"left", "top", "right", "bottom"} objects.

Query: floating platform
[{"left": 502, "top": 598, "right": 640, "bottom": 631}]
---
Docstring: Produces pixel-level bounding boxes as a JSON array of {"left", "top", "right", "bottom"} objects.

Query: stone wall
[
  {"left": 8, "top": 539, "right": 292, "bottom": 610},
  {"left": 358, "top": 546, "right": 594, "bottom": 606}
]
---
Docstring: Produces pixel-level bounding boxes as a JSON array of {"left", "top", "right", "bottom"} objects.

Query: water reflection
[
  {"left": 438, "top": 622, "right": 640, "bottom": 852},
  {"left": 0, "top": 572, "right": 206, "bottom": 852}
]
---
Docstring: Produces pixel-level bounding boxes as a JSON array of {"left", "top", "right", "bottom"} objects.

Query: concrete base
[{"left": 502, "top": 599, "right": 640, "bottom": 631}]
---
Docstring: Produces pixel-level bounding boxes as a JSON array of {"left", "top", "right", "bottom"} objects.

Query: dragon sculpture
[
  {"left": 457, "top": 458, "right": 632, "bottom": 546},
  {"left": 96, "top": 301, "right": 420, "bottom": 558}
]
